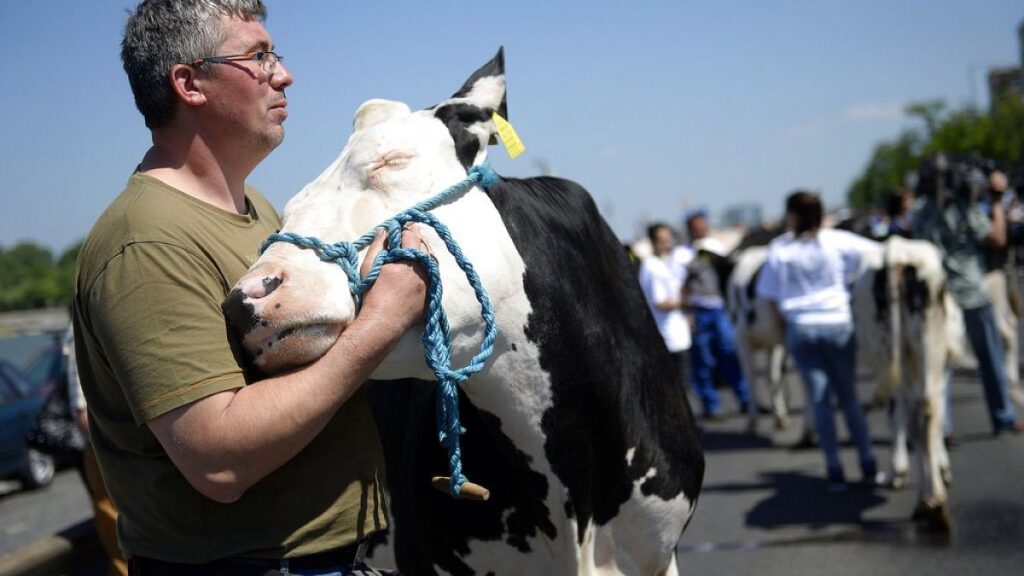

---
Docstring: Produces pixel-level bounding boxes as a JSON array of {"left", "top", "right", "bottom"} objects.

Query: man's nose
[{"left": 272, "top": 61, "right": 293, "bottom": 88}]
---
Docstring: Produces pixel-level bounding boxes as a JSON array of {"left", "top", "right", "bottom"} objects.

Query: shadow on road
[
  {"left": 699, "top": 429, "right": 776, "bottom": 451},
  {"left": 743, "top": 471, "right": 887, "bottom": 530}
]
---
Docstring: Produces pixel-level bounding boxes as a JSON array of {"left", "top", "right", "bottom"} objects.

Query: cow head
[{"left": 224, "top": 48, "right": 509, "bottom": 374}]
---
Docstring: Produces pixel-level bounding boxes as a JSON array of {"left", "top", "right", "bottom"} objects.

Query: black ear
[
  {"left": 430, "top": 48, "right": 509, "bottom": 169},
  {"left": 451, "top": 47, "right": 507, "bottom": 121}
]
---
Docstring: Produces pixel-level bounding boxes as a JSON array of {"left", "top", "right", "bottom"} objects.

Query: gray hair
[{"left": 121, "top": 0, "right": 267, "bottom": 129}]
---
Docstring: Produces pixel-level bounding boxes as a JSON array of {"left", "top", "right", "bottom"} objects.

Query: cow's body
[
  {"left": 223, "top": 50, "right": 704, "bottom": 574},
  {"left": 852, "top": 236, "right": 960, "bottom": 532},
  {"left": 725, "top": 246, "right": 810, "bottom": 434},
  {"left": 984, "top": 268, "right": 1024, "bottom": 407}
]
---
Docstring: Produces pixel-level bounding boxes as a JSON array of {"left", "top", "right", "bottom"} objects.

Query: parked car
[
  {"left": 0, "top": 359, "right": 55, "bottom": 489},
  {"left": 21, "top": 333, "right": 65, "bottom": 397}
]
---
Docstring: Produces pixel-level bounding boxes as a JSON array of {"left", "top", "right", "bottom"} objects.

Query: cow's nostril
[
  {"left": 222, "top": 288, "right": 259, "bottom": 335},
  {"left": 262, "top": 276, "right": 283, "bottom": 297}
]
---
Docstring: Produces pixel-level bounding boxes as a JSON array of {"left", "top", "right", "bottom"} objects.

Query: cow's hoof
[
  {"left": 889, "top": 470, "right": 909, "bottom": 490},
  {"left": 774, "top": 413, "right": 790, "bottom": 431},
  {"left": 912, "top": 498, "right": 952, "bottom": 534},
  {"left": 791, "top": 431, "right": 817, "bottom": 450}
]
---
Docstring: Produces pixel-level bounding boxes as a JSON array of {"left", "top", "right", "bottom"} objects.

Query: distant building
[
  {"left": 986, "top": 20, "right": 1024, "bottom": 105},
  {"left": 720, "top": 203, "right": 764, "bottom": 230}
]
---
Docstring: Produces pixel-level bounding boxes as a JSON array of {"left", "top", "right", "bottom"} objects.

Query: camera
[{"left": 915, "top": 153, "right": 1000, "bottom": 203}]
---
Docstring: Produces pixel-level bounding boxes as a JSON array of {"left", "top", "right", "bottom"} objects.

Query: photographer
[{"left": 913, "top": 156, "right": 1024, "bottom": 435}]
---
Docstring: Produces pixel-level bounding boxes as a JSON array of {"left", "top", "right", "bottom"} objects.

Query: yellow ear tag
[{"left": 491, "top": 112, "right": 526, "bottom": 160}]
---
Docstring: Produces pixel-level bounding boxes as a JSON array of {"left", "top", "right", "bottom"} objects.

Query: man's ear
[{"left": 169, "top": 64, "right": 207, "bottom": 108}]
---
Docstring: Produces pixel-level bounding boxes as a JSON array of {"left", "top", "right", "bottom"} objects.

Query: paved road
[
  {"left": 678, "top": 370, "right": 1024, "bottom": 575},
  {"left": 2, "top": 371, "right": 1022, "bottom": 574},
  {"left": 0, "top": 468, "right": 91, "bottom": 557}
]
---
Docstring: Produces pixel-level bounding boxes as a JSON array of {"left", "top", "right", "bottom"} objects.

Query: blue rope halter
[{"left": 260, "top": 162, "right": 501, "bottom": 498}]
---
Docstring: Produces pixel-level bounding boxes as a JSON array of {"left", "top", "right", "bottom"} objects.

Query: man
[
  {"left": 912, "top": 158, "right": 1024, "bottom": 435},
  {"left": 638, "top": 223, "right": 692, "bottom": 393},
  {"left": 676, "top": 212, "right": 752, "bottom": 420},
  {"left": 73, "top": 1, "right": 425, "bottom": 572}
]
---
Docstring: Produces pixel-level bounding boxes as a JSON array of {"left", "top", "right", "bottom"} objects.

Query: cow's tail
[
  {"left": 943, "top": 288, "right": 967, "bottom": 361},
  {"left": 883, "top": 242, "right": 903, "bottom": 402}
]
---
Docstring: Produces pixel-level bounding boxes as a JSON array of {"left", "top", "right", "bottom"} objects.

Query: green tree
[
  {"left": 848, "top": 94, "right": 1024, "bottom": 209},
  {"left": 847, "top": 129, "right": 923, "bottom": 209},
  {"left": 0, "top": 240, "right": 82, "bottom": 311}
]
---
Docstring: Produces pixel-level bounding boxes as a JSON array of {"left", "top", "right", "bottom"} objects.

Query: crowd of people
[{"left": 637, "top": 166, "right": 1024, "bottom": 494}]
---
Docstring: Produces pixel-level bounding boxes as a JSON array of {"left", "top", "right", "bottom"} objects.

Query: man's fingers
[
  {"left": 360, "top": 230, "right": 387, "bottom": 278},
  {"left": 401, "top": 225, "right": 433, "bottom": 259},
  {"left": 361, "top": 225, "right": 432, "bottom": 278}
]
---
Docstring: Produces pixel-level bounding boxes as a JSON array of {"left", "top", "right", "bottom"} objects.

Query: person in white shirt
[
  {"left": 756, "top": 191, "right": 881, "bottom": 492},
  {"left": 638, "top": 223, "right": 692, "bottom": 392}
]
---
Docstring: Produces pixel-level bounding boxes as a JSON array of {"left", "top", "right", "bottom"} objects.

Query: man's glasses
[{"left": 189, "top": 50, "right": 283, "bottom": 74}]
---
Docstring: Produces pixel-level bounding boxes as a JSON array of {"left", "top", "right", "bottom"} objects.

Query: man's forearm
[
  {"left": 989, "top": 201, "right": 1007, "bottom": 248},
  {"left": 150, "top": 307, "right": 409, "bottom": 503}
]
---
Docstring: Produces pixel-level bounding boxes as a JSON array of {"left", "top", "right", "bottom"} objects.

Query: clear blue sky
[{"left": 2, "top": 0, "right": 1021, "bottom": 254}]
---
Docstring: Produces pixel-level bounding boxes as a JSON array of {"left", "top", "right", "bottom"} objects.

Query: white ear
[
  {"left": 353, "top": 99, "right": 411, "bottom": 132},
  {"left": 460, "top": 75, "right": 506, "bottom": 113}
]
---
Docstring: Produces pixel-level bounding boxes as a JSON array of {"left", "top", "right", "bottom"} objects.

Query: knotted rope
[{"left": 260, "top": 163, "right": 500, "bottom": 498}]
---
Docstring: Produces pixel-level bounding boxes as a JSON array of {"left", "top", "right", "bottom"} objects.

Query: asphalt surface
[
  {"left": 0, "top": 469, "right": 91, "bottom": 557},
  {"left": 1, "top": 370, "right": 1022, "bottom": 575},
  {"left": 678, "top": 370, "right": 1024, "bottom": 575}
]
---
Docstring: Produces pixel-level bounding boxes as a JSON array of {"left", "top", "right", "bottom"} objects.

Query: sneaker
[
  {"left": 861, "top": 460, "right": 881, "bottom": 487},
  {"left": 827, "top": 467, "right": 847, "bottom": 493},
  {"left": 994, "top": 419, "right": 1024, "bottom": 436}
]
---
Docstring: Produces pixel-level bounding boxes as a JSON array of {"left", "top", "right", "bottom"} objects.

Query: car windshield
[
  {"left": 22, "top": 340, "right": 62, "bottom": 388},
  {"left": 0, "top": 362, "right": 30, "bottom": 400}
]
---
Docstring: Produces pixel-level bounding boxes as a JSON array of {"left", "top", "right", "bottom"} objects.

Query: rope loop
[{"left": 260, "top": 163, "right": 500, "bottom": 497}]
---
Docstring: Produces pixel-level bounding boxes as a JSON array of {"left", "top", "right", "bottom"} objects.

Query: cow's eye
[
  {"left": 371, "top": 151, "right": 413, "bottom": 173},
  {"left": 368, "top": 151, "right": 414, "bottom": 189}
]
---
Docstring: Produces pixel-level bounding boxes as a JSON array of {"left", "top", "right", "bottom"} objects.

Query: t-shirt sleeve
[
  {"left": 86, "top": 242, "right": 246, "bottom": 424},
  {"left": 755, "top": 252, "right": 781, "bottom": 302},
  {"left": 836, "top": 230, "right": 881, "bottom": 275}
]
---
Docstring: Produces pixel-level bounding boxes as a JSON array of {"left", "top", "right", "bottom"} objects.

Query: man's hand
[{"left": 360, "top": 226, "right": 429, "bottom": 331}]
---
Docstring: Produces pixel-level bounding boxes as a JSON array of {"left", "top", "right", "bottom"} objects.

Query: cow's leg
[
  {"left": 767, "top": 344, "right": 791, "bottom": 430},
  {"left": 987, "top": 271, "right": 1024, "bottom": 408},
  {"left": 661, "top": 552, "right": 680, "bottom": 576},
  {"left": 889, "top": 392, "right": 911, "bottom": 490},
  {"left": 915, "top": 323, "right": 953, "bottom": 533},
  {"left": 734, "top": 332, "right": 764, "bottom": 433}
]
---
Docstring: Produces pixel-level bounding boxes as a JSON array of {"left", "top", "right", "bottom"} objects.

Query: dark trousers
[{"left": 689, "top": 306, "right": 752, "bottom": 415}]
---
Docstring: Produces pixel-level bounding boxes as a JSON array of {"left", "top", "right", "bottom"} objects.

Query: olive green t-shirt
[{"left": 73, "top": 173, "right": 387, "bottom": 563}]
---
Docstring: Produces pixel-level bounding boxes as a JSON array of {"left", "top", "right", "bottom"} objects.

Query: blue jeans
[
  {"left": 689, "top": 306, "right": 752, "bottom": 415},
  {"left": 786, "top": 322, "right": 876, "bottom": 475},
  {"left": 963, "top": 304, "right": 1019, "bottom": 431}
]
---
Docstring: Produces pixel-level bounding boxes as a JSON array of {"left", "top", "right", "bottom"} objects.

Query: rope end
[
  {"left": 431, "top": 476, "right": 491, "bottom": 501},
  {"left": 470, "top": 162, "right": 500, "bottom": 189}
]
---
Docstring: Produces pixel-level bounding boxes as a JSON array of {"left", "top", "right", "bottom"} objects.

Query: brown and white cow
[
  {"left": 852, "top": 236, "right": 963, "bottom": 532},
  {"left": 223, "top": 49, "right": 704, "bottom": 575}
]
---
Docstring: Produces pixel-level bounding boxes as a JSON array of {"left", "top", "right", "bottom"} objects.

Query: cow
[
  {"left": 725, "top": 246, "right": 813, "bottom": 438},
  {"left": 851, "top": 235, "right": 962, "bottom": 532},
  {"left": 222, "top": 49, "right": 704, "bottom": 575}
]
